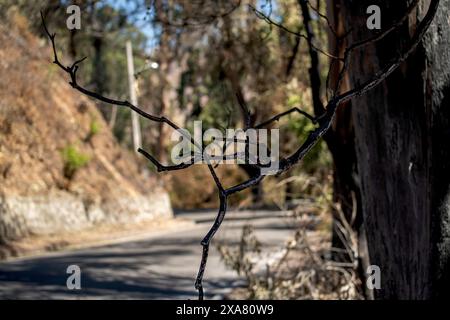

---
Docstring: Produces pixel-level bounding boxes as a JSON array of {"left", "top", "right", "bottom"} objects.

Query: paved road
[{"left": 0, "top": 210, "right": 296, "bottom": 299}]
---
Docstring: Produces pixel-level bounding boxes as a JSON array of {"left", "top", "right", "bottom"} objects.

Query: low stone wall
[{"left": 0, "top": 191, "right": 173, "bottom": 243}]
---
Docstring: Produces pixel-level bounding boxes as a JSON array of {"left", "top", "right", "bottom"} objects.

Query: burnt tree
[
  {"left": 338, "top": 0, "right": 450, "bottom": 299},
  {"left": 299, "top": 0, "right": 366, "bottom": 269}
]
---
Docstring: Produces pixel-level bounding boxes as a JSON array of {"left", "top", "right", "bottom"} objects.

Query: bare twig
[
  {"left": 305, "top": 0, "right": 340, "bottom": 39},
  {"left": 255, "top": 107, "right": 316, "bottom": 129},
  {"left": 249, "top": 4, "right": 341, "bottom": 60}
]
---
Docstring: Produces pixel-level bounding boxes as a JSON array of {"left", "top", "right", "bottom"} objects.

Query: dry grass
[
  {"left": 217, "top": 173, "right": 364, "bottom": 300},
  {"left": 0, "top": 12, "right": 163, "bottom": 201}
]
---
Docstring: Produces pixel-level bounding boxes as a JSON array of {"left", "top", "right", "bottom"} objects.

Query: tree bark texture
[
  {"left": 324, "top": 1, "right": 366, "bottom": 274},
  {"left": 339, "top": 0, "right": 450, "bottom": 299}
]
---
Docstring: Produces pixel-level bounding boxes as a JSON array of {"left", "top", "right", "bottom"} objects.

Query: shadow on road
[{"left": 0, "top": 210, "right": 294, "bottom": 299}]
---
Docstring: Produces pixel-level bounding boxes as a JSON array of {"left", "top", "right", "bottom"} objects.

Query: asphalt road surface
[{"left": 0, "top": 210, "right": 296, "bottom": 299}]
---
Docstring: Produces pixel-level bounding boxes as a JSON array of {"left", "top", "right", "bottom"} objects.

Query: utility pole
[{"left": 126, "top": 40, "right": 142, "bottom": 152}]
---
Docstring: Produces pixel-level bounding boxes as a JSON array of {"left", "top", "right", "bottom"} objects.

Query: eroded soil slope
[{"left": 0, "top": 14, "right": 172, "bottom": 244}]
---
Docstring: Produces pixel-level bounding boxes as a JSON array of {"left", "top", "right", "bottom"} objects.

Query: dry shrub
[
  {"left": 217, "top": 174, "right": 364, "bottom": 300},
  {"left": 165, "top": 164, "right": 252, "bottom": 209}
]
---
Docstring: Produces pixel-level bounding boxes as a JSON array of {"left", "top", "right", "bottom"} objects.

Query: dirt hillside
[{"left": 0, "top": 12, "right": 173, "bottom": 244}]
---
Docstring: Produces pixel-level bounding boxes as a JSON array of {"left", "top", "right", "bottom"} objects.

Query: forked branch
[{"left": 41, "top": 0, "right": 440, "bottom": 300}]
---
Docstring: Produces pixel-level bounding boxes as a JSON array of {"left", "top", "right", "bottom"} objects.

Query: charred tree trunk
[
  {"left": 340, "top": 0, "right": 450, "bottom": 299},
  {"left": 298, "top": 1, "right": 366, "bottom": 269}
]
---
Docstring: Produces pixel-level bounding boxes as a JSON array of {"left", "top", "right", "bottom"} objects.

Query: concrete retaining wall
[{"left": 0, "top": 191, "right": 173, "bottom": 243}]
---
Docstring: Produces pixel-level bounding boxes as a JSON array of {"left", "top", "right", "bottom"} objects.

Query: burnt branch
[
  {"left": 228, "top": 0, "right": 439, "bottom": 198},
  {"left": 255, "top": 107, "right": 317, "bottom": 129},
  {"left": 333, "top": 0, "right": 421, "bottom": 96},
  {"left": 137, "top": 148, "right": 194, "bottom": 172},
  {"left": 41, "top": 12, "right": 195, "bottom": 138},
  {"left": 256, "top": 0, "right": 439, "bottom": 177},
  {"left": 336, "top": 0, "right": 438, "bottom": 103},
  {"left": 41, "top": 0, "right": 440, "bottom": 300}
]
